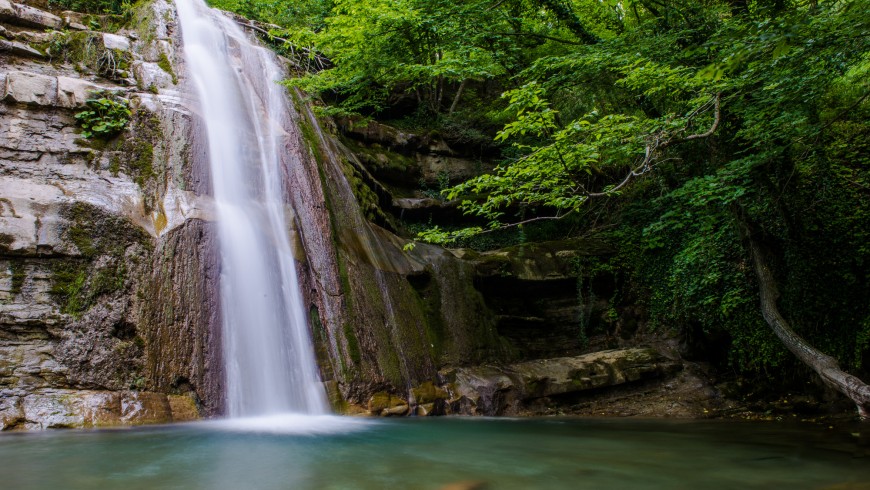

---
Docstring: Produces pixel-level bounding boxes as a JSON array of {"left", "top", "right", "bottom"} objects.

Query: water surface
[{"left": 1, "top": 417, "right": 867, "bottom": 489}]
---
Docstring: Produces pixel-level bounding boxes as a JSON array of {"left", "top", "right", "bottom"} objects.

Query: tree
[{"left": 414, "top": 0, "right": 870, "bottom": 416}]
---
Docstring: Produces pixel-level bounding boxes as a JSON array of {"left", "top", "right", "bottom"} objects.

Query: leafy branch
[{"left": 414, "top": 87, "right": 721, "bottom": 246}]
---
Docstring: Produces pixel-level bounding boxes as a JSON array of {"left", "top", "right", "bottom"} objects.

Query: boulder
[
  {"left": 367, "top": 391, "right": 409, "bottom": 416},
  {"left": 120, "top": 391, "right": 173, "bottom": 425},
  {"left": 0, "top": 71, "right": 123, "bottom": 108},
  {"left": 441, "top": 348, "right": 681, "bottom": 415},
  {"left": 411, "top": 380, "right": 449, "bottom": 404},
  {"left": 2, "top": 71, "right": 57, "bottom": 106},
  {"left": 0, "top": 390, "right": 199, "bottom": 429},
  {"left": 56, "top": 76, "right": 107, "bottom": 108},
  {"left": 0, "top": 39, "right": 43, "bottom": 59},
  {"left": 102, "top": 32, "right": 131, "bottom": 52},
  {"left": 168, "top": 394, "right": 200, "bottom": 422},
  {"left": 0, "top": 0, "right": 63, "bottom": 30}
]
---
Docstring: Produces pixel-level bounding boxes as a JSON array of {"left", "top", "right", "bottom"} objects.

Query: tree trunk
[
  {"left": 747, "top": 236, "right": 870, "bottom": 419},
  {"left": 536, "top": 0, "right": 598, "bottom": 44},
  {"left": 449, "top": 79, "right": 468, "bottom": 114}
]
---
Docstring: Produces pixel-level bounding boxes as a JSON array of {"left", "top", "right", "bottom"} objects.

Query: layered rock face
[
  {"left": 0, "top": 0, "right": 216, "bottom": 429},
  {"left": 289, "top": 107, "right": 683, "bottom": 417}
]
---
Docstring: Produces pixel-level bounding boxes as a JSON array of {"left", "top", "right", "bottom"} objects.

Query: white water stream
[{"left": 175, "top": 0, "right": 328, "bottom": 416}]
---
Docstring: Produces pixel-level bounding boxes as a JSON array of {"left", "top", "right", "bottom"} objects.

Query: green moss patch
[
  {"left": 157, "top": 52, "right": 178, "bottom": 85},
  {"left": 50, "top": 203, "right": 151, "bottom": 317},
  {"left": 9, "top": 261, "right": 26, "bottom": 296}
]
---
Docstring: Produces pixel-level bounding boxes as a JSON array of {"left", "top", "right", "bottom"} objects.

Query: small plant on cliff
[{"left": 75, "top": 97, "right": 132, "bottom": 139}]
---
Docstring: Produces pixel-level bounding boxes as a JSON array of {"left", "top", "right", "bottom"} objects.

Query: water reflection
[{"left": 1, "top": 418, "right": 867, "bottom": 489}]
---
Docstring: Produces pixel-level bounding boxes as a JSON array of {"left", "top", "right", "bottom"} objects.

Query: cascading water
[{"left": 175, "top": 0, "right": 328, "bottom": 416}]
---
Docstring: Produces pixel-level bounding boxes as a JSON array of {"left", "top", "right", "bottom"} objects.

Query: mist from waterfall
[{"left": 175, "top": 0, "right": 328, "bottom": 416}]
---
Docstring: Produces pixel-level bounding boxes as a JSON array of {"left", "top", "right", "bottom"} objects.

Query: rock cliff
[{"left": 0, "top": 0, "right": 214, "bottom": 428}]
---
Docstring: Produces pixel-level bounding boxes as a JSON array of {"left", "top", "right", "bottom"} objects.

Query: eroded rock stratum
[{"left": 1, "top": 0, "right": 216, "bottom": 429}]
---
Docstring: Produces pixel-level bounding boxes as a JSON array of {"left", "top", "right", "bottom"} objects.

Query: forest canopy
[{"left": 210, "top": 0, "right": 870, "bottom": 408}]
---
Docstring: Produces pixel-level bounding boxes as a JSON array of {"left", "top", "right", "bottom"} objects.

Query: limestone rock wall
[
  {"left": 0, "top": 0, "right": 219, "bottom": 429},
  {"left": 278, "top": 101, "right": 517, "bottom": 409}
]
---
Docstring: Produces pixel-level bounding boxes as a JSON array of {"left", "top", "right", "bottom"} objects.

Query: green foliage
[
  {"left": 226, "top": 0, "right": 870, "bottom": 379},
  {"left": 50, "top": 260, "right": 126, "bottom": 318},
  {"left": 49, "top": 0, "right": 128, "bottom": 14},
  {"left": 74, "top": 97, "right": 131, "bottom": 139},
  {"left": 431, "top": 0, "right": 868, "bottom": 376},
  {"left": 44, "top": 30, "right": 133, "bottom": 75},
  {"left": 50, "top": 262, "right": 90, "bottom": 317}
]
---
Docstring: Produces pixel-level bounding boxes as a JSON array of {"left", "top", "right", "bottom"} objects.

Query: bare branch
[
  {"left": 234, "top": 20, "right": 330, "bottom": 72},
  {"left": 429, "top": 94, "right": 722, "bottom": 243},
  {"left": 473, "top": 210, "right": 579, "bottom": 235},
  {"left": 492, "top": 31, "right": 588, "bottom": 46},
  {"left": 587, "top": 93, "right": 721, "bottom": 198}
]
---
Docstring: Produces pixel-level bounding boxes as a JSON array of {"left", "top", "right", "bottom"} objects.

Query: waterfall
[{"left": 175, "top": 0, "right": 328, "bottom": 416}]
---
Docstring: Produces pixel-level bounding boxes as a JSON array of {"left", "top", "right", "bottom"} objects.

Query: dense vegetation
[
  {"left": 211, "top": 0, "right": 869, "bottom": 400},
  {"left": 48, "top": 0, "right": 130, "bottom": 15}
]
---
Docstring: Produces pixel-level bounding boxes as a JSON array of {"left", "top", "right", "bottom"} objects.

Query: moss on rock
[
  {"left": 156, "top": 51, "right": 178, "bottom": 85},
  {"left": 49, "top": 202, "right": 151, "bottom": 317},
  {"left": 8, "top": 261, "right": 26, "bottom": 295}
]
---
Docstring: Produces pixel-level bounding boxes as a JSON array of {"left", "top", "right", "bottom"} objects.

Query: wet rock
[
  {"left": 0, "top": 0, "right": 219, "bottom": 429},
  {"left": 57, "top": 76, "right": 112, "bottom": 109},
  {"left": 20, "top": 391, "right": 121, "bottom": 428},
  {"left": 411, "top": 380, "right": 449, "bottom": 405},
  {"left": 383, "top": 404, "right": 409, "bottom": 416},
  {"left": 120, "top": 391, "right": 172, "bottom": 424},
  {"left": 131, "top": 61, "right": 175, "bottom": 91},
  {"left": 367, "top": 391, "right": 409, "bottom": 416},
  {"left": 168, "top": 394, "right": 199, "bottom": 422},
  {"left": 0, "top": 390, "right": 198, "bottom": 429},
  {"left": 441, "top": 348, "right": 681, "bottom": 416}
]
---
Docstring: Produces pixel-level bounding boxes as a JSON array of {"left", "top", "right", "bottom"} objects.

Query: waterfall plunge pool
[{"left": 1, "top": 417, "right": 867, "bottom": 489}]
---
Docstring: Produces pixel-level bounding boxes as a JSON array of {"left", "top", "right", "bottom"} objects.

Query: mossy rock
[
  {"left": 367, "top": 391, "right": 407, "bottom": 413},
  {"left": 0, "top": 233, "right": 14, "bottom": 254},
  {"left": 411, "top": 381, "right": 449, "bottom": 405},
  {"left": 50, "top": 202, "right": 150, "bottom": 317}
]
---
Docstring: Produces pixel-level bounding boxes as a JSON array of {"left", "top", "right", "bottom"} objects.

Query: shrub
[{"left": 74, "top": 96, "right": 131, "bottom": 139}]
